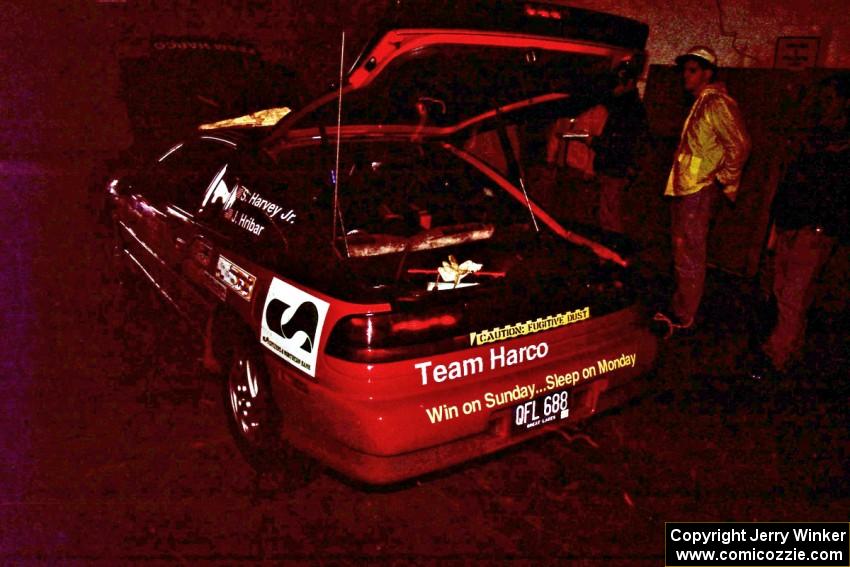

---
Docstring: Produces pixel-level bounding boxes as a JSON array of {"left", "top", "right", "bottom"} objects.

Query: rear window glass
[{"left": 217, "top": 141, "right": 534, "bottom": 258}]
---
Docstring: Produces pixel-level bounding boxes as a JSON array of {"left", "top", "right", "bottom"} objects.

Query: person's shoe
[
  {"left": 651, "top": 311, "right": 695, "bottom": 339},
  {"left": 650, "top": 312, "right": 673, "bottom": 338}
]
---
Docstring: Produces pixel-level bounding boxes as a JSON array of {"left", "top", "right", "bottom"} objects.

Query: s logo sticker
[
  {"left": 265, "top": 299, "right": 318, "bottom": 352},
  {"left": 260, "top": 278, "right": 329, "bottom": 377}
]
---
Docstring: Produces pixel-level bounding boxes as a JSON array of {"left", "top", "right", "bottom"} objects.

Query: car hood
[{"left": 270, "top": 1, "right": 646, "bottom": 139}]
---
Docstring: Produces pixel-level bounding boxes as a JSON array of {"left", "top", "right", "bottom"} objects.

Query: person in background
[
  {"left": 539, "top": 92, "right": 608, "bottom": 226},
  {"left": 750, "top": 73, "right": 850, "bottom": 379},
  {"left": 652, "top": 46, "right": 751, "bottom": 339},
  {"left": 592, "top": 60, "right": 649, "bottom": 234},
  {"left": 545, "top": 105, "right": 608, "bottom": 178}
]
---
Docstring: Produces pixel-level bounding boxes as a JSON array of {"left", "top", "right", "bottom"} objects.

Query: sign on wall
[{"left": 774, "top": 37, "right": 820, "bottom": 70}]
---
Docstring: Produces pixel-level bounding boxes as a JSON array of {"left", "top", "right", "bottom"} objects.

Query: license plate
[{"left": 512, "top": 390, "right": 570, "bottom": 433}]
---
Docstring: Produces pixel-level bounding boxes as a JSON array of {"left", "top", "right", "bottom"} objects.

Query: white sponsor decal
[
  {"left": 215, "top": 255, "right": 256, "bottom": 300},
  {"left": 201, "top": 174, "right": 297, "bottom": 234},
  {"left": 260, "top": 278, "right": 329, "bottom": 378},
  {"left": 201, "top": 165, "right": 236, "bottom": 209},
  {"left": 225, "top": 209, "right": 265, "bottom": 235},
  {"left": 237, "top": 187, "right": 297, "bottom": 225},
  {"left": 415, "top": 341, "right": 549, "bottom": 386}
]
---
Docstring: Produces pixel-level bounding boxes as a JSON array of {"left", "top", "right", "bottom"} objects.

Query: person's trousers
[
  {"left": 669, "top": 186, "right": 719, "bottom": 324},
  {"left": 598, "top": 174, "right": 628, "bottom": 234},
  {"left": 763, "top": 226, "right": 836, "bottom": 369}
]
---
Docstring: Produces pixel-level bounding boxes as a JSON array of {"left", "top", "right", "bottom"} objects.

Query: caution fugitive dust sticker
[
  {"left": 260, "top": 278, "right": 330, "bottom": 377},
  {"left": 469, "top": 307, "right": 590, "bottom": 346}
]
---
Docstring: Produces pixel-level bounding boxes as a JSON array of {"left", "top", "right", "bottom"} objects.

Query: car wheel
[{"left": 222, "top": 338, "right": 284, "bottom": 471}]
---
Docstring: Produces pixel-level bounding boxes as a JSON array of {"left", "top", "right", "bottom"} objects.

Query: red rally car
[{"left": 105, "top": 0, "right": 658, "bottom": 483}]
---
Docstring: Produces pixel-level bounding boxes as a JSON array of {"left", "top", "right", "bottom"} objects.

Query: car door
[
  {"left": 113, "top": 146, "right": 179, "bottom": 300},
  {"left": 132, "top": 136, "right": 239, "bottom": 320}
]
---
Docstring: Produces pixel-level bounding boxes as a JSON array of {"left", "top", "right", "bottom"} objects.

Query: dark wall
[{"left": 0, "top": 1, "right": 386, "bottom": 157}]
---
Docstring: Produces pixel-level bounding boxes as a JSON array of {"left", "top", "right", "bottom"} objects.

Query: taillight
[
  {"left": 326, "top": 308, "right": 466, "bottom": 363},
  {"left": 525, "top": 4, "right": 563, "bottom": 19},
  {"left": 390, "top": 313, "right": 458, "bottom": 333}
]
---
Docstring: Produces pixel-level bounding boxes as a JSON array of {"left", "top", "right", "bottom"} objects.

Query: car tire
[{"left": 221, "top": 333, "right": 287, "bottom": 472}]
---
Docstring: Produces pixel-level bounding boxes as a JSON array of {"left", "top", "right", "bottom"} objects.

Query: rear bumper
[
  {"left": 290, "top": 367, "right": 648, "bottom": 484},
  {"left": 269, "top": 305, "right": 657, "bottom": 484}
]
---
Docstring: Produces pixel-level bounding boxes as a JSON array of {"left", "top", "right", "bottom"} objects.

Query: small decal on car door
[{"left": 215, "top": 255, "right": 256, "bottom": 300}]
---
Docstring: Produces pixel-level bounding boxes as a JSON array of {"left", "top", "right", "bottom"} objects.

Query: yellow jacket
[{"left": 665, "top": 83, "right": 750, "bottom": 201}]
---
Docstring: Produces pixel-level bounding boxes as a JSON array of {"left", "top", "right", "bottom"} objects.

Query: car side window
[
  {"left": 147, "top": 138, "right": 236, "bottom": 213},
  {"left": 193, "top": 149, "right": 335, "bottom": 269}
]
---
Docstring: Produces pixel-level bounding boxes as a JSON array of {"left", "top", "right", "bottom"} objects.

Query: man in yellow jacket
[{"left": 653, "top": 46, "right": 751, "bottom": 338}]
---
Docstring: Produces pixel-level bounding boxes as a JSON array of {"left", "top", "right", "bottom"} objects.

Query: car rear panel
[{"left": 267, "top": 301, "right": 655, "bottom": 483}]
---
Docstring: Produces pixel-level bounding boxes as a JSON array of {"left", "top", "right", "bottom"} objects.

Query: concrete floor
[{"left": 1, "top": 157, "right": 847, "bottom": 563}]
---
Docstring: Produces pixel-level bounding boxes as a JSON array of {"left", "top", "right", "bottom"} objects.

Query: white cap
[{"left": 675, "top": 45, "right": 718, "bottom": 67}]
